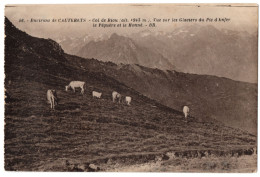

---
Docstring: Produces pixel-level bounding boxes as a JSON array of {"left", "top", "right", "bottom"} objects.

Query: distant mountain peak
[{"left": 76, "top": 32, "right": 175, "bottom": 70}]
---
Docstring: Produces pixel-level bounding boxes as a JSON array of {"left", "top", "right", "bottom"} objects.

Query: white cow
[
  {"left": 183, "top": 106, "right": 189, "bottom": 119},
  {"left": 65, "top": 81, "right": 86, "bottom": 94},
  {"left": 112, "top": 91, "right": 122, "bottom": 103},
  {"left": 92, "top": 91, "right": 102, "bottom": 98},
  {"left": 47, "top": 90, "right": 58, "bottom": 109},
  {"left": 125, "top": 96, "right": 132, "bottom": 105}
]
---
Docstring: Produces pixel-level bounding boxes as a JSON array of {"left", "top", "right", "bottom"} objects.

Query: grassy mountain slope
[
  {"left": 65, "top": 56, "right": 257, "bottom": 135},
  {"left": 5, "top": 18, "right": 256, "bottom": 171}
]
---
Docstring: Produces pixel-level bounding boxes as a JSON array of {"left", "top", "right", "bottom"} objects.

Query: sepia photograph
[{"left": 3, "top": 3, "right": 258, "bottom": 172}]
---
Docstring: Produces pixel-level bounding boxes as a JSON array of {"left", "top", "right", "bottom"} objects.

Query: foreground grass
[
  {"left": 5, "top": 79, "right": 257, "bottom": 171},
  {"left": 107, "top": 154, "right": 257, "bottom": 172}
]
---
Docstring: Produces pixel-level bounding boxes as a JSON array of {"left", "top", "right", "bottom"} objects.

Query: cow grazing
[
  {"left": 183, "top": 106, "right": 189, "bottom": 120},
  {"left": 47, "top": 90, "right": 58, "bottom": 109},
  {"left": 65, "top": 81, "right": 86, "bottom": 94},
  {"left": 125, "top": 96, "right": 132, "bottom": 106},
  {"left": 112, "top": 91, "right": 122, "bottom": 103},
  {"left": 92, "top": 91, "right": 102, "bottom": 98}
]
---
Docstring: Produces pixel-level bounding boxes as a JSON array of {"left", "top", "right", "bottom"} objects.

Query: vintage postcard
[{"left": 4, "top": 4, "right": 258, "bottom": 172}]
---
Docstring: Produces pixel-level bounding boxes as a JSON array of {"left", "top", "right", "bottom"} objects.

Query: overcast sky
[{"left": 5, "top": 4, "right": 258, "bottom": 38}]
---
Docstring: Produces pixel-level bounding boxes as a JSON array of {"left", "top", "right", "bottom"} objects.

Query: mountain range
[
  {"left": 57, "top": 24, "right": 257, "bottom": 83},
  {"left": 77, "top": 33, "right": 175, "bottom": 70}
]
